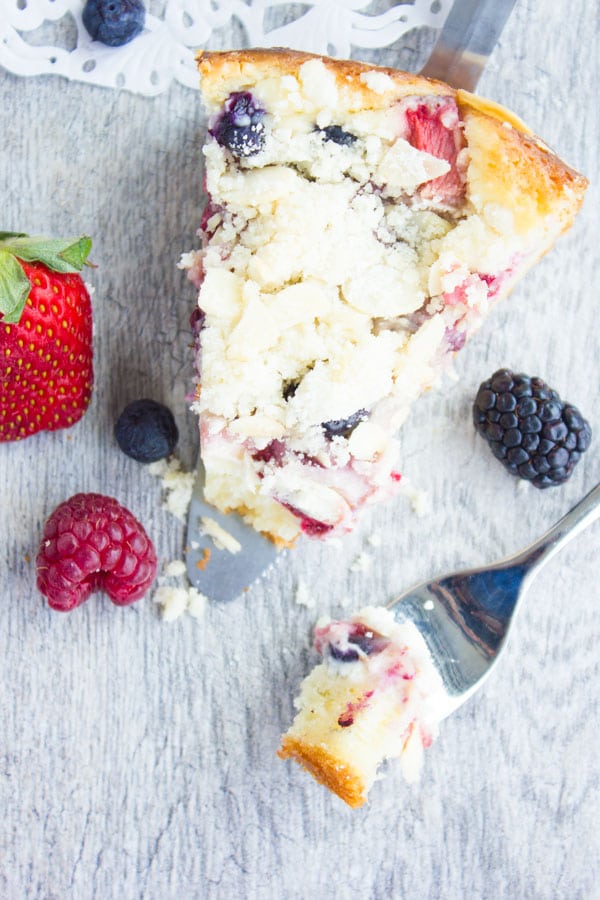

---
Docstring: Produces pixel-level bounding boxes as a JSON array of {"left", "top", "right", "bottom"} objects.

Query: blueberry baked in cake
[
  {"left": 182, "top": 49, "right": 587, "bottom": 546},
  {"left": 278, "top": 606, "right": 449, "bottom": 808}
]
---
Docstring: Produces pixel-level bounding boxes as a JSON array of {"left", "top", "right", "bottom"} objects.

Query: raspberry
[
  {"left": 473, "top": 369, "right": 592, "bottom": 488},
  {"left": 36, "top": 493, "right": 157, "bottom": 611}
]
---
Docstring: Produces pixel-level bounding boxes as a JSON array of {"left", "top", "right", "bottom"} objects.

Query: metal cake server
[
  {"left": 387, "top": 483, "right": 600, "bottom": 718},
  {"left": 185, "top": 459, "right": 282, "bottom": 602},
  {"left": 420, "top": 0, "right": 517, "bottom": 91},
  {"left": 185, "top": 0, "right": 518, "bottom": 601}
]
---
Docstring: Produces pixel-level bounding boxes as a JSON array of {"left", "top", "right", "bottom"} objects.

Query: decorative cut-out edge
[{"left": 0, "top": 0, "right": 451, "bottom": 96}]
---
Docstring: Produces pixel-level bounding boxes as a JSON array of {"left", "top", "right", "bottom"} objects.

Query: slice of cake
[
  {"left": 183, "top": 48, "right": 587, "bottom": 545},
  {"left": 278, "top": 606, "right": 449, "bottom": 808}
]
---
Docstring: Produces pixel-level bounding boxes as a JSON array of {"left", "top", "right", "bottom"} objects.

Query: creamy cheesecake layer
[
  {"left": 278, "top": 606, "right": 449, "bottom": 807},
  {"left": 183, "top": 50, "right": 587, "bottom": 544}
]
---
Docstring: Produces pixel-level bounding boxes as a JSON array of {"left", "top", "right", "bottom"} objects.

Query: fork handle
[{"left": 513, "top": 482, "right": 600, "bottom": 576}]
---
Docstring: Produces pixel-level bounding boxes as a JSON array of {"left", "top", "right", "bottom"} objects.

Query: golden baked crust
[
  {"left": 278, "top": 735, "right": 368, "bottom": 809},
  {"left": 460, "top": 102, "right": 587, "bottom": 236},
  {"left": 196, "top": 46, "right": 454, "bottom": 106},
  {"left": 196, "top": 48, "right": 587, "bottom": 239}
]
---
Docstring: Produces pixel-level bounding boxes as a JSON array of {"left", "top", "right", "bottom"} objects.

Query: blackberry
[
  {"left": 82, "top": 0, "right": 145, "bottom": 47},
  {"left": 115, "top": 399, "right": 178, "bottom": 464},
  {"left": 473, "top": 369, "right": 591, "bottom": 488},
  {"left": 211, "top": 92, "right": 266, "bottom": 158}
]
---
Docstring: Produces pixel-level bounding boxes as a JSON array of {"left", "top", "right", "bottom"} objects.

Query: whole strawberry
[{"left": 0, "top": 232, "right": 94, "bottom": 442}]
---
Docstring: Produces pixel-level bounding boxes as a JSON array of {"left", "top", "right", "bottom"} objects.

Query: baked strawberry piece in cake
[
  {"left": 278, "top": 606, "right": 449, "bottom": 808},
  {"left": 182, "top": 49, "right": 587, "bottom": 545}
]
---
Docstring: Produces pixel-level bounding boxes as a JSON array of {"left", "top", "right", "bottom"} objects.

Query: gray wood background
[{"left": 1, "top": 2, "right": 599, "bottom": 898}]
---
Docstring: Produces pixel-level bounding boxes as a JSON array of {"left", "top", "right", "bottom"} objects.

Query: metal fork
[{"left": 386, "top": 482, "right": 600, "bottom": 718}]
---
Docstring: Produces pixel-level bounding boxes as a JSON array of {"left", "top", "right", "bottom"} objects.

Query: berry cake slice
[
  {"left": 278, "top": 606, "right": 450, "bottom": 808},
  {"left": 183, "top": 49, "right": 587, "bottom": 546}
]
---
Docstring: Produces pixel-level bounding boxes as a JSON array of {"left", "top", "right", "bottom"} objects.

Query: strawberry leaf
[
  {"left": 55, "top": 236, "right": 93, "bottom": 270},
  {"left": 0, "top": 231, "right": 27, "bottom": 241},
  {"left": 0, "top": 234, "right": 92, "bottom": 274},
  {"left": 0, "top": 248, "right": 32, "bottom": 324}
]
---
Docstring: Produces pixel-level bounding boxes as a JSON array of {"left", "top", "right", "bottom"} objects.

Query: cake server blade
[
  {"left": 420, "top": 0, "right": 517, "bottom": 91},
  {"left": 185, "top": 457, "right": 281, "bottom": 603}
]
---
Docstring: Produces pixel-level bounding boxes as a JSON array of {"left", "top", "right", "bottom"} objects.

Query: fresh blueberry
[
  {"left": 318, "top": 125, "right": 357, "bottom": 146},
  {"left": 351, "top": 633, "right": 388, "bottom": 655},
  {"left": 82, "top": 0, "right": 145, "bottom": 47},
  {"left": 329, "top": 644, "right": 360, "bottom": 663},
  {"left": 322, "top": 409, "right": 368, "bottom": 439},
  {"left": 211, "top": 92, "right": 266, "bottom": 158},
  {"left": 115, "top": 399, "right": 178, "bottom": 464},
  {"left": 328, "top": 627, "right": 388, "bottom": 663}
]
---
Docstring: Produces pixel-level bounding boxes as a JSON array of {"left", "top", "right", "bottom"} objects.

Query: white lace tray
[{"left": 0, "top": 0, "right": 450, "bottom": 96}]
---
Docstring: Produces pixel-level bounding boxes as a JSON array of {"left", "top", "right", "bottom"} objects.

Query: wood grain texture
[{"left": 1, "top": 2, "right": 599, "bottom": 898}]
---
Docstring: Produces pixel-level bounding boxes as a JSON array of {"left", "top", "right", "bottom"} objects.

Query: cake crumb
[
  {"left": 163, "top": 559, "right": 187, "bottom": 578},
  {"left": 367, "top": 533, "right": 382, "bottom": 548},
  {"left": 399, "top": 479, "right": 431, "bottom": 517},
  {"left": 350, "top": 552, "right": 373, "bottom": 573},
  {"left": 153, "top": 557, "right": 209, "bottom": 622},
  {"left": 187, "top": 588, "right": 208, "bottom": 618},
  {"left": 154, "top": 585, "right": 189, "bottom": 622},
  {"left": 295, "top": 580, "right": 315, "bottom": 609},
  {"left": 153, "top": 581, "right": 209, "bottom": 622},
  {"left": 200, "top": 517, "right": 242, "bottom": 554},
  {"left": 148, "top": 456, "right": 195, "bottom": 521}
]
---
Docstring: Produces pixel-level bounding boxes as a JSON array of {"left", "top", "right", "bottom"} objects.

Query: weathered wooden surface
[{"left": 1, "top": 3, "right": 599, "bottom": 898}]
